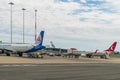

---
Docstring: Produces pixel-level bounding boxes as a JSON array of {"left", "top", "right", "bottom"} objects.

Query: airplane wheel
[
  {"left": 6, "top": 53, "right": 10, "bottom": 56},
  {"left": 86, "top": 54, "right": 92, "bottom": 58},
  {"left": 2, "top": 50, "right": 4, "bottom": 53},
  {"left": 100, "top": 55, "right": 105, "bottom": 59},
  {"left": 18, "top": 53, "right": 23, "bottom": 57}
]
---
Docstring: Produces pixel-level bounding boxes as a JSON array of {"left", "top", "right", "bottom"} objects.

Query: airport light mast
[
  {"left": 22, "top": 8, "right": 26, "bottom": 43},
  {"left": 9, "top": 2, "right": 14, "bottom": 43},
  {"left": 35, "top": 9, "right": 37, "bottom": 42}
]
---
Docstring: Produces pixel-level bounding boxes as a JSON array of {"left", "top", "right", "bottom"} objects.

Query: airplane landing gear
[
  {"left": 6, "top": 53, "right": 10, "bottom": 56},
  {"left": 18, "top": 52, "right": 23, "bottom": 57}
]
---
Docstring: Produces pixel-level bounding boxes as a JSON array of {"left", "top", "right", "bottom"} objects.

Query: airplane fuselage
[
  {"left": 0, "top": 30, "right": 45, "bottom": 57},
  {"left": 0, "top": 43, "right": 36, "bottom": 52}
]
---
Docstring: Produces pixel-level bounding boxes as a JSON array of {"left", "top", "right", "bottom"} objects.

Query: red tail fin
[
  {"left": 95, "top": 49, "right": 99, "bottom": 53},
  {"left": 104, "top": 41, "right": 117, "bottom": 52}
]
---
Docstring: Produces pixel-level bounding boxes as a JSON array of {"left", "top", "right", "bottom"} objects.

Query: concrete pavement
[{"left": 0, "top": 63, "right": 120, "bottom": 80}]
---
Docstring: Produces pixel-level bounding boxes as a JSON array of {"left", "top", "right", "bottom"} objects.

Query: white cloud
[
  {"left": 80, "top": 0, "right": 87, "bottom": 3},
  {"left": 0, "top": 0, "right": 120, "bottom": 51}
]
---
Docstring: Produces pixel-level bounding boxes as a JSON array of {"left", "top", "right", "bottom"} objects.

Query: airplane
[
  {"left": 50, "top": 41, "right": 55, "bottom": 48},
  {"left": 0, "top": 31, "right": 45, "bottom": 57},
  {"left": 86, "top": 41, "right": 117, "bottom": 59}
]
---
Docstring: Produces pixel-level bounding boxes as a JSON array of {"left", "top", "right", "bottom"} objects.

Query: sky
[{"left": 0, "top": 0, "right": 120, "bottom": 51}]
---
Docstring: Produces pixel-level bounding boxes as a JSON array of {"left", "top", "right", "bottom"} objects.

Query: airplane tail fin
[
  {"left": 35, "top": 31, "right": 44, "bottom": 45},
  {"left": 104, "top": 41, "right": 117, "bottom": 52},
  {"left": 50, "top": 41, "right": 55, "bottom": 48},
  {"left": 94, "top": 49, "right": 99, "bottom": 53}
]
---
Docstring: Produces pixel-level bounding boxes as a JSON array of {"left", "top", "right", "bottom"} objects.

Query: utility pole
[
  {"left": 35, "top": 9, "right": 37, "bottom": 42},
  {"left": 9, "top": 2, "right": 14, "bottom": 43},
  {"left": 22, "top": 8, "right": 26, "bottom": 43}
]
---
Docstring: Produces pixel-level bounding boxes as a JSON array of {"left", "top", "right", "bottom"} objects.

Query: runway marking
[
  {"left": 0, "top": 64, "right": 39, "bottom": 67},
  {"left": 0, "top": 62, "right": 117, "bottom": 67}
]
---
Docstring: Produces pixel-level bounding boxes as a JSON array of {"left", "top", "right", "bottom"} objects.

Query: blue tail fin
[
  {"left": 35, "top": 31, "right": 44, "bottom": 45},
  {"left": 25, "top": 31, "right": 45, "bottom": 53}
]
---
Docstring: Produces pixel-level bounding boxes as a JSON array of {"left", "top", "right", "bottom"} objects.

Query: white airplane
[
  {"left": 0, "top": 31, "right": 45, "bottom": 57},
  {"left": 86, "top": 41, "right": 117, "bottom": 58}
]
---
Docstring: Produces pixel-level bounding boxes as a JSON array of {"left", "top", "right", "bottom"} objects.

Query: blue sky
[{"left": 0, "top": 0, "right": 120, "bottom": 51}]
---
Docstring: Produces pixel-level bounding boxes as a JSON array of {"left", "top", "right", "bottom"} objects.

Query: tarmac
[
  {"left": 0, "top": 55, "right": 120, "bottom": 80},
  {"left": 0, "top": 55, "right": 120, "bottom": 64},
  {"left": 0, "top": 63, "right": 120, "bottom": 80}
]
